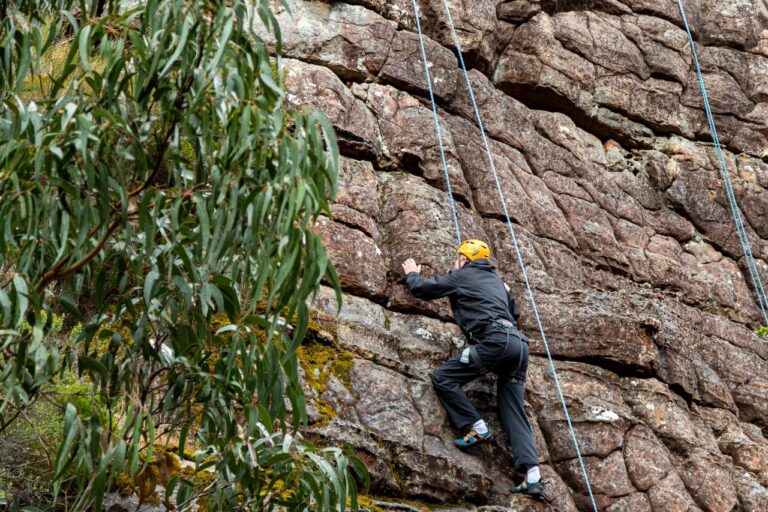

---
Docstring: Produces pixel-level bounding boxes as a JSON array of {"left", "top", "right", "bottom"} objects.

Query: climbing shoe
[
  {"left": 453, "top": 429, "right": 493, "bottom": 449},
  {"left": 511, "top": 479, "right": 546, "bottom": 499}
]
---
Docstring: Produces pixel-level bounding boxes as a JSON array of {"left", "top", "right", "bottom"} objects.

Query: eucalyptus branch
[
  {"left": 36, "top": 219, "right": 121, "bottom": 293},
  {"left": 36, "top": 202, "right": 143, "bottom": 293},
  {"left": 174, "top": 477, "right": 225, "bottom": 511},
  {"left": 0, "top": 270, "right": 17, "bottom": 289},
  {"left": 129, "top": 20, "right": 206, "bottom": 199},
  {"left": 41, "top": 219, "right": 110, "bottom": 285},
  {"left": 1, "top": 1, "right": 363, "bottom": 509},
  {"left": 0, "top": 408, "right": 22, "bottom": 435},
  {"left": 140, "top": 365, "right": 170, "bottom": 405}
]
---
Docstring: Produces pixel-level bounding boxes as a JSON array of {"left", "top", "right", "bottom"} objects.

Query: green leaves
[
  {"left": 757, "top": 326, "right": 768, "bottom": 338},
  {"left": 1, "top": 0, "right": 366, "bottom": 509},
  {"left": 11, "top": 276, "right": 28, "bottom": 327}
]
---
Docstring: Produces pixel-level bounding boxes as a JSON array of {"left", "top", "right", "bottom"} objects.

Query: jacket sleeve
[
  {"left": 405, "top": 271, "right": 460, "bottom": 300},
  {"left": 507, "top": 290, "right": 521, "bottom": 322}
]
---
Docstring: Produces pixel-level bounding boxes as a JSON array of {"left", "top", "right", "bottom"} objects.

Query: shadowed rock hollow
[{"left": 263, "top": 1, "right": 768, "bottom": 510}]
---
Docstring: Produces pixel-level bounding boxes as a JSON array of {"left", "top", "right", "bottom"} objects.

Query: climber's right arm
[{"left": 404, "top": 269, "right": 460, "bottom": 300}]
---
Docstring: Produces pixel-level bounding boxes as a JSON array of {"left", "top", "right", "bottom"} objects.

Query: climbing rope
[
  {"left": 411, "top": 0, "right": 462, "bottom": 245},
  {"left": 676, "top": 0, "right": 768, "bottom": 326},
  {"left": 436, "top": 2, "right": 599, "bottom": 510},
  {"left": 411, "top": 1, "right": 598, "bottom": 509}
]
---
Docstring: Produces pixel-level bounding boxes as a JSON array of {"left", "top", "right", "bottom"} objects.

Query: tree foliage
[{"left": 0, "top": 0, "right": 366, "bottom": 509}]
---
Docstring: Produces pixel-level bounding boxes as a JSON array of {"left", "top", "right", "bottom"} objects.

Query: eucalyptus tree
[{"left": 0, "top": 0, "right": 365, "bottom": 510}]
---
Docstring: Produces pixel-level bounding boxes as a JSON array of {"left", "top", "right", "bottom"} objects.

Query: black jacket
[{"left": 405, "top": 259, "right": 520, "bottom": 341}]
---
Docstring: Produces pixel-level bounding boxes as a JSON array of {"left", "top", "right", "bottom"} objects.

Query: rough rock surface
[{"left": 271, "top": 1, "right": 768, "bottom": 510}]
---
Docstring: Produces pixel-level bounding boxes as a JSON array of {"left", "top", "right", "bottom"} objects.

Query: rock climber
[{"left": 401, "top": 240, "right": 544, "bottom": 497}]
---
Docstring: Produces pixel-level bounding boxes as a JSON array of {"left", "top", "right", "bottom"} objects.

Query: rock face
[{"left": 273, "top": 1, "right": 768, "bottom": 510}]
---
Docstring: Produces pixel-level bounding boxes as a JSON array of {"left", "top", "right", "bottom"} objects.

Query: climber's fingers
[{"left": 402, "top": 258, "right": 421, "bottom": 275}]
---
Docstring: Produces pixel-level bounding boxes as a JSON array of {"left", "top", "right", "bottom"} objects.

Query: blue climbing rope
[
  {"left": 676, "top": 0, "right": 768, "bottom": 326},
  {"left": 435, "top": 2, "right": 599, "bottom": 510},
  {"left": 411, "top": 0, "right": 462, "bottom": 245}
]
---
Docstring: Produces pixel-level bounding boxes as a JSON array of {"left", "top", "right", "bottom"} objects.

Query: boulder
[
  {"left": 284, "top": 59, "right": 381, "bottom": 159},
  {"left": 379, "top": 29, "right": 459, "bottom": 101},
  {"left": 315, "top": 216, "right": 388, "bottom": 299},
  {"left": 622, "top": 378, "right": 700, "bottom": 452},
  {"left": 555, "top": 451, "right": 635, "bottom": 509},
  {"left": 396, "top": 436, "right": 496, "bottom": 502},
  {"left": 732, "top": 469, "right": 768, "bottom": 512},
  {"left": 647, "top": 471, "right": 700, "bottom": 512},
  {"left": 678, "top": 449, "right": 739, "bottom": 512},
  {"left": 734, "top": 376, "right": 768, "bottom": 428},
  {"left": 265, "top": 1, "right": 397, "bottom": 79},
  {"left": 363, "top": 84, "right": 472, "bottom": 204},
  {"left": 623, "top": 425, "right": 674, "bottom": 491},
  {"left": 349, "top": 360, "right": 425, "bottom": 449},
  {"left": 606, "top": 493, "right": 653, "bottom": 512}
]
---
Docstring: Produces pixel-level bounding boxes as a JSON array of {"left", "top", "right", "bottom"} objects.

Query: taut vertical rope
[
  {"left": 437, "top": 2, "right": 599, "bottom": 509},
  {"left": 411, "top": 0, "right": 462, "bottom": 244},
  {"left": 676, "top": 0, "right": 768, "bottom": 325}
]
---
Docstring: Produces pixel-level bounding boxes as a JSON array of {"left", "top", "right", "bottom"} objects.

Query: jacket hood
[{"left": 465, "top": 258, "right": 496, "bottom": 272}]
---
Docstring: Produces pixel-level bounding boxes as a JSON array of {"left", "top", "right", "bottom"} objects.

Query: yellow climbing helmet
[{"left": 457, "top": 239, "right": 491, "bottom": 261}]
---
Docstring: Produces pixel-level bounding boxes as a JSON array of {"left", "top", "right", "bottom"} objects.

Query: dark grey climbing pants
[{"left": 430, "top": 322, "right": 539, "bottom": 472}]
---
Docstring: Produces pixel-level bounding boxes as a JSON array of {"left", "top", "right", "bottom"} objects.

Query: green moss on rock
[{"left": 296, "top": 316, "right": 356, "bottom": 427}]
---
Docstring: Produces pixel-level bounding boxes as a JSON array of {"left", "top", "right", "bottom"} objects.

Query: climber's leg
[
  {"left": 431, "top": 355, "right": 484, "bottom": 433},
  {"left": 496, "top": 339, "right": 539, "bottom": 474}
]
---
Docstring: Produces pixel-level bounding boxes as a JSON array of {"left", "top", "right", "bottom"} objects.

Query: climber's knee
[
  {"left": 431, "top": 370, "right": 449, "bottom": 393},
  {"left": 432, "top": 367, "right": 461, "bottom": 397}
]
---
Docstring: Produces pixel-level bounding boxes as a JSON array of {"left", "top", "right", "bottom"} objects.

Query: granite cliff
[{"left": 264, "top": 1, "right": 768, "bottom": 510}]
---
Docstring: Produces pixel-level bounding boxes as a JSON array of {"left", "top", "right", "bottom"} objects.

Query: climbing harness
[
  {"left": 410, "top": 1, "right": 599, "bottom": 509},
  {"left": 676, "top": 0, "right": 768, "bottom": 326}
]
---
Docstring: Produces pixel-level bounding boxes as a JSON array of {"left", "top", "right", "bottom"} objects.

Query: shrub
[{"left": 0, "top": 1, "right": 367, "bottom": 510}]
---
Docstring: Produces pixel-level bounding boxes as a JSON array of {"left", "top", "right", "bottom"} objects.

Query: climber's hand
[{"left": 402, "top": 258, "right": 421, "bottom": 275}]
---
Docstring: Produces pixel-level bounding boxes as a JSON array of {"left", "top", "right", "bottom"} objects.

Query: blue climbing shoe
[
  {"left": 511, "top": 479, "right": 546, "bottom": 499},
  {"left": 453, "top": 429, "right": 492, "bottom": 449}
]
